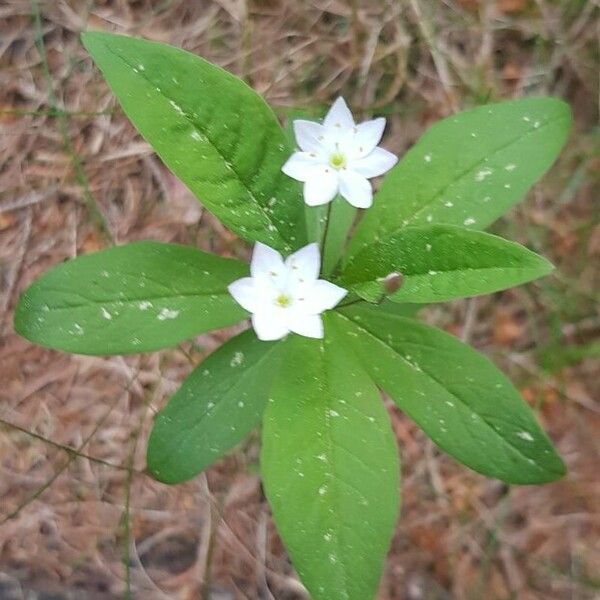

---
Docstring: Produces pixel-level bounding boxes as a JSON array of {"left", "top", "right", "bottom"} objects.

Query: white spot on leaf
[
  {"left": 230, "top": 351, "right": 245, "bottom": 367},
  {"left": 475, "top": 168, "right": 493, "bottom": 182},
  {"left": 157, "top": 308, "right": 180, "bottom": 320}
]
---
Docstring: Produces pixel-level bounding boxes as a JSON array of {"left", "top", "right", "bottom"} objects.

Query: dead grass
[{"left": 0, "top": 1, "right": 598, "bottom": 598}]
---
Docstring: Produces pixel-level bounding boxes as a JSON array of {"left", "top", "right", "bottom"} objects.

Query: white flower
[
  {"left": 228, "top": 242, "right": 347, "bottom": 341},
  {"left": 281, "top": 97, "right": 398, "bottom": 209}
]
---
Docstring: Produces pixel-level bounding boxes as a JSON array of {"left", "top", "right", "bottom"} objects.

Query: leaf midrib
[
  {"left": 407, "top": 114, "right": 565, "bottom": 224},
  {"left": 342, "top": 263, "right": 546, "bottom": 288},
  {"left": 352, "top": 110, "right": 569, "bottom": 256},
  {"left": 98, "top": 38, "right": 289, "bottom": 247},
  {"left": 29, "top": 290, "right": 236, "bottom": 312},
  {"left": 154, "top": 336, "right": 280, "bottom": 477},
  {"left": 317, "top": 340, "right": 352, "bottom": 600},
  {"left": 334, "top": 311, "right": 559, "bottom": 478}
]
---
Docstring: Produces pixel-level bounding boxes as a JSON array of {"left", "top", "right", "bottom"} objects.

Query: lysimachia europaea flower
[
  {"left": 282, "top": 97, "right": 398, "bottom": 208},
  {"left": 228, "top": 242, "right": 347, "bottom": 340}
]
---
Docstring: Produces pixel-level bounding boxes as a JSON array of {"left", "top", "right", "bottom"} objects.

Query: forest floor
[{"left": 0, "top": 1, "right": 598, "bottom": 599}]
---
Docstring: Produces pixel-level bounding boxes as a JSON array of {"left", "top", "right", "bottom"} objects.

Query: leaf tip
[
  {"left": 12, "top": 288, "right": 34, "bottom": 340},
  {"left": 80, "top": 30, "right": 121, "bottom": 57},
  {"left": 521, "top": 244, "right": 555, "bottom": 281},
  {"left": 537, "top": 463, "right": 567, "bottom": 485},
  {"left": 538, "top": 96, "right": 573, "bottom": 138},
  {"left": 535, "top": 254, "right": 555, "bottom": 279},
  {"left": 80, "top": 30, "right": 101, "bottom": 50},
  {"left": 552, "top": 96, "right": 573, "bottom": 122},
  {"left": 513, "top": 447, "right": 567, "bottom": 485},
  {"left": 546, "top": 449, "right": 568, "bottom": 481},
  {"left": 145, "top": 442, "right": 181, "bottom": 485}
]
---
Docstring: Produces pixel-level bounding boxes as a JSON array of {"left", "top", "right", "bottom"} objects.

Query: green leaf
[
  {"left": 376, "top": 300, "right": 422, "bottom": 319},
  {"left": 305, "top": 204, "right": 328, "bottom": 245},
  {"left": 322, "top": 197, "right": 357, "bottom": 277},
  {"left": 147, "top": 330, "right": 283, "bottom": 484},
  {"left": 348, "top": 298, "right": 423, "bottom": 319},
  {"left": 14, "top": 242, "right": 247, "bottom": 355},
  {"left": 338, "top": 224, "right": 553, "bottom": 303},
  {"left": 261, "top": 321, "right": 400, "bottom": 600},
  {"left": 333, "top": 306, "right": 565, "bottom": 484},
  {"left": 348, "top": 98, "right": 572, "bottom": 259},
  {"left": 82, "top": 32, "right": 305, "bottom": 253}
]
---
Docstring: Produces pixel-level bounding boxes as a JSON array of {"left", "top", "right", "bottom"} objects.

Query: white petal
[
  {"left": 228, "top": 277, "right": 260, "bottom": 313},
  {"left": 339, "top": 170, "right": 373, "bottom": 208},
  {"left": 349, "top": 147, "right": 398, "bottom": 178},
  {"left": 293, "top": 120, "right": 329, "bottom": 153},
  {"left": 303, "top": 167, "right": 339, "bottom": 206},
  {"left": 286, "top": 313, "right": 324, "bottom": 339},
  {"left": 252, "top": 311, "right": 289, "bottom": 341},
  {"left": 282, "top": 151, "right": 323, "bottom": 182},
  {"left": 304, "top": 280, "right": 347, "bottom": 314},
  {"left": 345, "top": 118, "right": 386, "bottom": 158},
  {"left": 323, "top": 97, "right": 355, "bottom": 131},
  {"left": 286, "top": 242, "right": 321, "bottom": 282},
  {"left": 250, "top": 242, "right": 285, "bottom": 279}
]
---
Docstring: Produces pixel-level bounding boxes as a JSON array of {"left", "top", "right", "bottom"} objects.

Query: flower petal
[
  {"left": 339, "top": 169, "right": 373, "bottom": 208},
  {"left": 228, "top": 277, "right": 260, "bottom": 313},
  {"left": 250, "top": 242, "right": 285, "bottom": 279},
  {"left": 286, "top": 313, "right": 324, "bottom": 339},
  {"left": 345, "top": 118, "right": 386, "bottom": 158},
  {"left": 285, "top": 242, "right": 321, "bottom": 282},
  {"left": 293, "top": 120, "right": 330, "bottom": 153},
  {"left": 252, "top": 311, "right": 289, "bottom": 341},
  {"left": 323, "top": 97, "right": 355, "bottom": 131},
  {"left": 304, "top": 280, "right": 347, "bottom": 314},
  {"left": 349, "top": 147, "right": 398, "bottom": 178},
  {"left": 281, "top": 151, "right": 323, "bottom": 182},
  {"left": 303, "top": 166, "right": 339, "bottom": 206}
]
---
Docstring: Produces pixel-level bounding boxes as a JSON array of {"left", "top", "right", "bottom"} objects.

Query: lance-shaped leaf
[
  {"left": 333, "top": 306, "right": 565, "bottom": 484},
  {"left": 82, "top": 32, "right": 305, "bottom": 253},
  {"left": 348, "top": 98, "right": 571, "bottom": 259},
  {"left": 261, "top": 324, "right": 400, "bottom": 600},
  {"left": 147, "top": 330, "right": 283, "bottom": 484},
  {"left": 338, "top": 224, "right": 553, "bottom": 303},
  {"left": 14, "top": 242, "right": 248, "bottom": 355}
]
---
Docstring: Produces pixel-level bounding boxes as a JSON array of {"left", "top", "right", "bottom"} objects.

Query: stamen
[
  {"left": 275, "top": 294, "right": 292, "bottom": 308},
  {"left": 329, "top": 152, "right": 346, "bottom": 169}
]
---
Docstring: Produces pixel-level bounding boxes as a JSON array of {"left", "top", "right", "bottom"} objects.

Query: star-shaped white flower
[
  {"left": 228, "top": 242, "right": 347, "bottom": 341},
  {"left": 281, "top": 97, "right": 398, "bottom": 208}
]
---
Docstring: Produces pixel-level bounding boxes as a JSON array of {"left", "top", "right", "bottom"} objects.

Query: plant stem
[
  {"left": 321, "top": 197, "right": 357, "bottom": 277},
  {"left": 320, "top": 201, "right": 334, "bottom": 261},
  {"left": 337, "top": 297, "right": 366, "bottom": 309}
]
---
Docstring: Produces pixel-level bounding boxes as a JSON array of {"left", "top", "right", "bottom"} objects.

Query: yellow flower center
[
  {"left": 329, "top": 152, "right": 346, "bottom": 170},
  {"left": 275, "top": 294, "right": 292, "bottom": 308}
]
